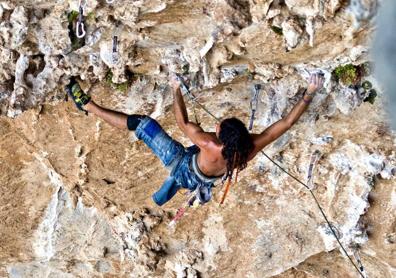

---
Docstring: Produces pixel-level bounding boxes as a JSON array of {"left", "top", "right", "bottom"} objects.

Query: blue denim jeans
[{"left": 135, "top": 116, "right": 216, "bottom": 206}]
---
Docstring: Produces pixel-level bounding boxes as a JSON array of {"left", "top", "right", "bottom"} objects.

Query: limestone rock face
[{"left": 0, "top": 0, "right": 395, "bottom": 278}]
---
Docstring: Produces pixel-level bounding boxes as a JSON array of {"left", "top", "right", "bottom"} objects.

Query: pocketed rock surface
[{"left": 0, "top": 0, "right": 395, "bottom": 277}]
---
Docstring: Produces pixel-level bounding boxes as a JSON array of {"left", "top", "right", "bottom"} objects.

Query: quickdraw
[
  {"left": 249, "top": 84, "right": 261, "bottom": 131},
  {"left": 111, "top": 22, "right": 122, "bottom": 64},
  {"left": 175, "top": 74, "right": 200, "bottom": 125},
  {"left": 175, "top": 74, "right": 194, "bottom": 101},
  {"left": 353, "top": 250, "right": 367, "bottom": 278},
  {"left": 76, "top": 0, "right": 86, "bottom": 38},
  {"left": 112, "top": 35, "right": 118, "bottom": 53},
  {"left": 307, "top": 150, "right": 322, "bottom": 190},
  {"left": 111, "top": 35, "right": 119, "bottom": 64}
]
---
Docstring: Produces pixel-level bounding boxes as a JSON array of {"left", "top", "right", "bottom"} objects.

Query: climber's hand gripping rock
[{"left": 304, "top": 73, "right": 325, "bottom": 101}]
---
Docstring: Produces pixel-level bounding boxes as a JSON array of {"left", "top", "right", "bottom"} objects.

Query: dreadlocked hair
[{"left": 218, "top": 118, "right": 254, "bottom": 204}]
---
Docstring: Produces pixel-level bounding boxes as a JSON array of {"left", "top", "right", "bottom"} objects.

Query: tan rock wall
[{"left": 0, "top": 0, "right": 395, "bottom": 277}]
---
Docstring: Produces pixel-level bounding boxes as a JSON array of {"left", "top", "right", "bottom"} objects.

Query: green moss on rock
[
  {"left": 105, "top": 71, "right": 130, "bottom": 93},
  {"left": 68, "top": 10, "right": 79, "bottom": 24},
  {"left": 334, "top": 64, "right": 358, "bottom": 86}
]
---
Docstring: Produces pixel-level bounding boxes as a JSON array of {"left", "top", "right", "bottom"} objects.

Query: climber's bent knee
[{"left": 127, "top": 114, "right": 146, "bottom": 131}]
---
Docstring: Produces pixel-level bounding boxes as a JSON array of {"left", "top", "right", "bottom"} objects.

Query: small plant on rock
[
  {"left": 67, "top": 10, "right": 79, "bottom": 23},
  {"left": 334, "top": 64, "right": 358, "bottom": 86},
  {"left": 105, "top": 70, "right": 130, "bottom": 93}
]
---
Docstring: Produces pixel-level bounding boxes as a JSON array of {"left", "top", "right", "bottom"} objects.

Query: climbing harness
[
  {"left": 307, "top": 150, "right": 322, "bottom": 190},
  {"left": 181, "top": 85, "right": 367, "bottom": 278},
  {"left": 249, "top": 84, "right": 261, "bottom": 131},
  {"left": 168, "top": 147, "right": 218, "bottom": 227},
  {"left": 76, "top": 0, "right": 86, "bottom": 38}
]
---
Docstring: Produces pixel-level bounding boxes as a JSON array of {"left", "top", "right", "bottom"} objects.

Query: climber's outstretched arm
[
  {"left": 250, "top": 73, "right": 324, "bottom": 158},
  {"left": 171, "top": 81, "right": 212, "bottom": 148}
]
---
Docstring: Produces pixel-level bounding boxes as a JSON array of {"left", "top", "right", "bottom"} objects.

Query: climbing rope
[
  {"left": 169, "top": 188, "right": 201, "bottom": 227},
  {"left": 261, "top": 153, "right": 366, "bottom": 277},
  {"left": 181, "top": 83, "right": 367, "bottom": 278}
]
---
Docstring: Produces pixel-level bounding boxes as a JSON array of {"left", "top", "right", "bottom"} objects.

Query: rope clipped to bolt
[{"left": 175, "top": 74, "right": 201, "bottom": 125}]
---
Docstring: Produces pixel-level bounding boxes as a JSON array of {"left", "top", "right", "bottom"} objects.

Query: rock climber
[{"left": 66, "top": 73, "right": 324, "bottom": 206}]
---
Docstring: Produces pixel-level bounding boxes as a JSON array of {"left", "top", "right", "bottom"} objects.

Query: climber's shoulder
[{"left": 197, "top": 132, "right": 223, "bottom": 153}]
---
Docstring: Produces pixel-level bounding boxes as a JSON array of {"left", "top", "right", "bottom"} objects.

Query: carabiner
[{"left": 76, "top": 22, "right": 86, "bottom": 38}]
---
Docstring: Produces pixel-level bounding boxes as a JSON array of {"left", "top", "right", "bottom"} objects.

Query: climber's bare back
[
  {"left": 195, "top": 132, "right": 227, "bottom": 177},
  {"left": 194, "top": 132, "right": 262, "bottom": 177}
]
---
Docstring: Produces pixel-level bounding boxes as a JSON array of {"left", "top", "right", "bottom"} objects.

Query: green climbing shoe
[{"left": 65, "top": 77, "right": 91, "bottom": 112}]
